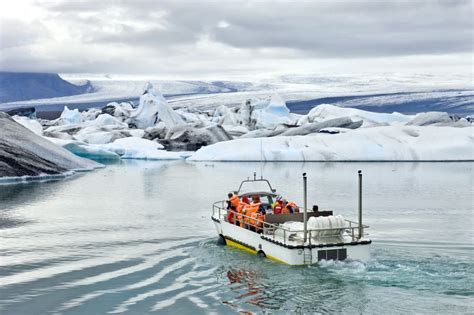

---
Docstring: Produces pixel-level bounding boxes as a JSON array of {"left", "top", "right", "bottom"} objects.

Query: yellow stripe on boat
[
  {"left": 225, "top": 237, "right": 289, "bottom": 264},
  {"left": 225, "top": 238, "right": 256, "bottom": 255},
  {"left": 266, "top": 254, "right": 289, "bottom": 265}
]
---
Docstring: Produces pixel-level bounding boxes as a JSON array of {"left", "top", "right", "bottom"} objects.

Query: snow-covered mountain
[{"left": 0, "top": 72, "right": 93, "bottom": 103}]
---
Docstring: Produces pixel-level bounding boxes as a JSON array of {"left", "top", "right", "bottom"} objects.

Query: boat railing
[{"left": 212, "top": 201, "right": 369, "bottom": 244}]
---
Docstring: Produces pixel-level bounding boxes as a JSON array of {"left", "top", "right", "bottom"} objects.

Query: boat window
[{"left": 238, "top": 181, "right": 275, "bottom": 194}]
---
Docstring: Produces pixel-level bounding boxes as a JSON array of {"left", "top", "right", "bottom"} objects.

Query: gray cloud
[{"left": 0, "top": 0, "right": 472, "bottom": 76}]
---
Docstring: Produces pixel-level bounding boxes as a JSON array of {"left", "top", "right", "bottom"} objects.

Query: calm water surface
[{"left": 0, "top": 161, "right": 473, "bottom": 314}]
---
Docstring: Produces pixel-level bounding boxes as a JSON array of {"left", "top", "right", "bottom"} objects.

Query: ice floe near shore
[{"left": 3, "top": 82, "right": 472, "bottom": 164}]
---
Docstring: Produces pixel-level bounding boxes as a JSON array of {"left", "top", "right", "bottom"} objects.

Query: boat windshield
[{"left": 237, "top": 178, "right": 276, "bottom": 195}]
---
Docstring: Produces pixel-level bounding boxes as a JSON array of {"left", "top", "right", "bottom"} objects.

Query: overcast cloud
[{"left": 0, "top": 0, "right": 472, "bottom": 78}]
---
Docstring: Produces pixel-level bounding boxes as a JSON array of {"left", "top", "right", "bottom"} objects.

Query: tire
[
  {"left": 217, "top": 235, "right": 227, "bottom": 246},
  {"left": 257, "top": 250, "right": 266, "bottom": 258}
]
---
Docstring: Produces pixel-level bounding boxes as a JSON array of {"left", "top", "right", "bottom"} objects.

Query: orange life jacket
[
  {"left": 282, "top": 202, "right": 297, "bottom": 214},
  {"left": 250, "top": 211, "right": 258, "bottom": 226},
  {"left": 256, "top": 213, "right": 265, "bottom": 227},
  {"left": 229, "top": 194, "right": 240, "bottom": 209},
  {"left": 244, "top": 202, "right": 260, "bottom": 225},
  {"left": 236, "top": 202, "right": 246, "bottom": 224}
]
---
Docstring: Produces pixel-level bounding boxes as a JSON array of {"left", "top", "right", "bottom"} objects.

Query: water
[{"left": 0, "top": 161, "right": 472, "bottom": 314}]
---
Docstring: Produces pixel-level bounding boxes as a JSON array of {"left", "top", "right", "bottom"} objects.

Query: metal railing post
[
  {"left": 358, "top": 170, "right": 363, "bottom": 240},
  {"left": 303, "top": 173, "right": 308, "bottom": 244}
]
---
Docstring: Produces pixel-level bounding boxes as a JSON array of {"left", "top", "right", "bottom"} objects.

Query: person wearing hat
[{"left": 273, "top": 195, "right": 284, "bottom": 214}]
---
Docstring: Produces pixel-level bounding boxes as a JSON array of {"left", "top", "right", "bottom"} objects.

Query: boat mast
[
  {"left": 358, "top": 170, "right": 363, "bottom": 239},
  {"left": 303, "top": 173, "right": 308, "bottom": 244}
]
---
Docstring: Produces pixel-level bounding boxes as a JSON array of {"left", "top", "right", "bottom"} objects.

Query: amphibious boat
[{"left": 211, "top": 171, "right": 371, "bottom": 265}]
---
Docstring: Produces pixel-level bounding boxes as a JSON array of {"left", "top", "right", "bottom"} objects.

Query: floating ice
[
  {"left": 189, "top": 126, "right": 474, "bottom": 161},
  {"left": 60, "top": 106, "right": 83, "bottom": 125},
  {"left": 408, "top": 112, "right": 453, "bottom": 126},
  {"left": 303, "top": 104, "right": 413, "bottom": 127},
  {"left": 128, "top": 82, "right": 184, "bottom": 129}
]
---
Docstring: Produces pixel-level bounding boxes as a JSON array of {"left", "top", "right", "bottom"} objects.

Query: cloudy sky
[{"left": 0, "top": 0, "right": 472, "bottom": 79}]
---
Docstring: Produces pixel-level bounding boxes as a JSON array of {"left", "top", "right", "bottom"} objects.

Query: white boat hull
[{"left": 213, "top": 218, "right": 371, "bottom": 265}]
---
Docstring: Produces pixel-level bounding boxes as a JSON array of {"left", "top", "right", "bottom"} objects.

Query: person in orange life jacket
[
  {"left": 281, "top": 199, "right": 298, "bottom": 214},
  {"left": 273, "top": 195, "right": 283, "bottom": 214},
  {"left": 288, "top": 201, "right": 298, "bottom": 213},
  {"left": 226, "top": 193, "right": 240, "bottom": 224},
  {"left": 248, "top": 195, "right": 266, "bottom": 232},
  {"left": 236, "top": 196, "right": 250, "bottom": 227}
]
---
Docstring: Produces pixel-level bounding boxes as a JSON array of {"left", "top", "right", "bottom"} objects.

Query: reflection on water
[{"left": 0, "top": 161, "right": 472, "bottom": 314}]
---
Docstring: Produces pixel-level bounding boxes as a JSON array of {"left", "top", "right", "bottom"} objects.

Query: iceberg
[
  {"left": 127, "top": 82, "right": 184, "bottom": 129},
  {"left": 60, "top": 106, "right": 83, "bottom": 125},
  {"left": 88, "top": 113, "right": 127, "bottom": 127},
  {"left": 0, "top": 112, "right": 101, "bottom": 179},
  {"left": 254, "top": 95, "right": 292, "bottom": 129},
  {"left": 407, "top": 112, "right": 453, "bottom": 126},
  {"left": 234, "top": 95, "right": 293, "bottom": 130},
  {"left": 189, "top": 126, "right": 474, "bottom": 161},
  {"left": 101, "top": 102, "right": 133, "bottom": 120},
  {"left": 161, "top": 122, "right": 232, "bottom": 151},
  {"left": 280, "top": 117, "right": 362, "bottom": 137},
  {"left": 302, "top": 104, "right": 413, "bottom": 127},
  {"left": 46, "top": 136, "right": 189, "bottom": 161}
]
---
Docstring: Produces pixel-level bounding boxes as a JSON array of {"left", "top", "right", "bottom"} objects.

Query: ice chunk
[
  {"left": 102, "top": 102, "right": 133, "bottom": 120},
  {"left": 281, "top": 117, "right": 362, "bottom": 136},
  {"left": 81, "top": 108, "right": 101, "bottom": 121},
  {"left": 88, "top": 113, "right": 127, "bottom": 127},
  {"left": 306, "top": 104, "right": 413, "bottom": 127},
  {"left": 60, "top": 106, "right": 83, "bottom": 125},
  {"left": 12, "top": 116, "right": 43, "bottom": 136},
  {"left": 127, "top": 82, "right": 184, "bottom": 129},
  {"left": 161, "top": 122, "right": 232, "bottom": 151},
  {"left": 213, "top": 105, "right": 239, "bottom": 126},
  {"left": 98, "top": 137, "right": 189, "bottom": 160},
  {"left": 407, "top": 112, "right": 453, "bottom": 126},
  {"left": 249, "top": 95, "right": 292, "bottom": 129}
]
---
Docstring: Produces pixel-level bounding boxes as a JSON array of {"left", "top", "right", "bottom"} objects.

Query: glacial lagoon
[{"left": 0, "top": 161, "right": 472, "bottom": 314}]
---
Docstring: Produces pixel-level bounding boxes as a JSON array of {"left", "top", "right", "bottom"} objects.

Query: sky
[{"left": 0, "top": 0, "right": 472, "bottom": 79}]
